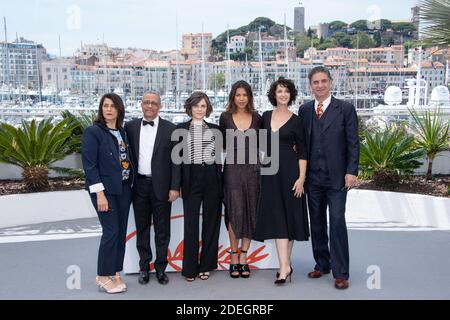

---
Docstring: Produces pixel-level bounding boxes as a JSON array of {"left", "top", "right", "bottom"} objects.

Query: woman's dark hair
[
  {"left": 267, "top": 77, "right": 298, "bottom": 107},
  {"left": 225, "top": 80, "right": 255, "bottom": 114},
  {"left": 184, "top": 91, "right": 213, "bottom": 117},
  {"left": 95, "top": 93, "right": 125, "bottom": 128}
]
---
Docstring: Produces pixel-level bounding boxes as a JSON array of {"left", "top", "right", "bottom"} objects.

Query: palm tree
[
  {"left": 0, "top": 117, "right": 80, "bottom": 191},
  {"left": 360, "top": 125, "right": 425, "bottom": 187},
  {"left": 61, "top": 110, "right": 96, "bottom": 153},
  {"left": 419, "top": 0, "right": 450, "bottom": 46},
  {"left": 409, "top": 108, "right": 449, "bottom": 180}
]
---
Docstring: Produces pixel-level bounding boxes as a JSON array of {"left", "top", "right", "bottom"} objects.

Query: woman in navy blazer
[{"left": 81, "top": 93, "right": 134, "bottom": 294}]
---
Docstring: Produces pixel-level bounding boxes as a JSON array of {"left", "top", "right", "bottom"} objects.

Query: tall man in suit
[
  {"left": 298, "top": 67, "right": 359, "bottom": 290},
  {"left": 125, "top": 92, "right": 180, "bottom": 285}
]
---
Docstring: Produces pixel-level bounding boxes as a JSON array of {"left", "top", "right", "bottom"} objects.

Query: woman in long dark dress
[
  {"left": 219, "top": 80, "right": 262, "bottom": 278},
  {"left": 254, "top": 77, "right": 309, "bottom": 285}
]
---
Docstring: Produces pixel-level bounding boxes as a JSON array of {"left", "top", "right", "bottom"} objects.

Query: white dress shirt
[
  {"left": 314, "top": 94, "right": 332, "bottom": 114},
  {"left": 138, "top": 116, "right": 159, "bottom": 176}
]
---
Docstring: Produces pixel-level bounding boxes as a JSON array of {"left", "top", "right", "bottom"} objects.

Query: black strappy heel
[
  {"left": 239, "top": 249, "right": 251, "bottom": 278},
  {"left": 228, "top": 250, "right": 240, "bottom": 278}
]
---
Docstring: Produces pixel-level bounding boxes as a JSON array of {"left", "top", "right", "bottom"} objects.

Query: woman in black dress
[
  {"left": 219, "top": 80, "right": 262, "bottom": 279},
  {"left": 254, "top": 77, "right": 309, "bottom": 285}
]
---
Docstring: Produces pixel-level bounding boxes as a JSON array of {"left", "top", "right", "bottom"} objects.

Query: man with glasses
[{"left": 125, "top": 92, "right": 180, "bottom": 285}]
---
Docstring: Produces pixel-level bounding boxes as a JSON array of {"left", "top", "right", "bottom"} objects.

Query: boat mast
[
  {"left": 284, "top": 13, "right": 289, "bottom": 79},
  {"left": 354, "top": 33, "right": 359, "bottom": 108},
  {"left": 3, "top": 17, "right": 10, "bottom": 100},
  {"left": 258, "top": 26, "right": 265, "bottom": 106},
  {"left": 226, "top": 24, "right": 231, "bottom": 92},
  {"left": 415, "top": 22, "right": 422, "bottom": 107},
  {"left": 201, "top": 23, "right": 206, "bottom": 91},
  {"left": 175, "top": 15, "right": 180, "bottom": 110}
]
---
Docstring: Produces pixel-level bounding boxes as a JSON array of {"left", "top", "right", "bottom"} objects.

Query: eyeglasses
[{"left": 142, "top": 100, "right": 160, "bottom": 106}]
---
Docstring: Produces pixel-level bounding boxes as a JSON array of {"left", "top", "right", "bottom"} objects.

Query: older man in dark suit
[
  {"left": 298, "top": 66, "right": 359, "bottom": 290},
  {"left": 125, "top": 92, "right": 180, "bottom": 285}
]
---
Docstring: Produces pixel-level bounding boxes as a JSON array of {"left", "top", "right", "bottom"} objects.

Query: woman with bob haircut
[{"left": 174, "top": 91, "right": 223, "bottom": 282}]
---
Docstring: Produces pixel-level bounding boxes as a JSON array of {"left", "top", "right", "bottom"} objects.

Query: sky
[{"left": 0, "top": 0, "right": 419, "bottom": 56}]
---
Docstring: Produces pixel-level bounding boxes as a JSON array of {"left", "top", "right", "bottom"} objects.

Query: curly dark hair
[
  {"left": 184, "top": 91, "right": 213, "bottom": 117},
  {"left": 267, "top": 77, "right": 298, "bottom": 107}
]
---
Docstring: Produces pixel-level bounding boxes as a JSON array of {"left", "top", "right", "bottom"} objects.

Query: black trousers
[
  {"left": 182, "top": 164, "right": 222, "bottom": 278},
  {"left": 307, "top": 182, "right": 350, "bottom": 280},
  {"left": 133, "top": 176, "right": 172, "bottom": 272},
  {"left": 90, "top": 182, "right": 132, "bottom": 276}
]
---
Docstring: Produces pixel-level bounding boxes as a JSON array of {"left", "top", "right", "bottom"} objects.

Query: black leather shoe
[
  {"left": 156, "top": 271, "right": 169, "bottom": 285},
  {"left": 138, "top": 270, "right": 150, "bottom": 285}
]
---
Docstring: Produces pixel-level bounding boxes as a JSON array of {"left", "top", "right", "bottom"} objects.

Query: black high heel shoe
[
  {"left": 239, "top": 250, "right": 251, "bottom": 278},
  {"left": 274, "top": 266, "right": 293, "bottom": 285},
  {"left": 275, "top": 265, "right": 293, "bottom": 279},
  {"left": 228, "top": 250, "right": 240, "bottom": 278}
]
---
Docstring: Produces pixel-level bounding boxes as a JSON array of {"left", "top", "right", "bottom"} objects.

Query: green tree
[
  {"left": 230, "top": 52, "right": 246, "bottom": 61},
  {"left": 334, "top": 32, "right": 353, "bottom": 47},
  {"left": 212, "top": 17, "right": 278, "bottom": 56},
  {"left": 374, "top": 31, "right": 382, "bottom": 47},
  {"left": 61, "top": 110, "right": 96, "bottom": 153},
  {"left": 248, "top": 17, "right": 276, "bottom": 32},
  {"left": 409, "top": 108, "right": 450, "bottom": 180},
  {"left": 243, "top": 46, "right": 253, "bottom": 57},
  {"left": 329, "top": 20, "right": 348, "bottom": 31},
  {"left": 420, "top": 0, "right": 450, "bottom": 46},
  {"left": 350, "top": 20, "right": 369, "bottom": 31},
  {"left": 210, "top": 72, "right": 225, "bottom": 90},
  {"left": 317, "top": 39, "right": 337, "bottom": 50},
  {"left": 383, "top": 37, "right": 395, "bottom": 47},
  {"left": 352, "top": 32, "right": 376, "bottom": 49},
  {"left": 359, "top": 125, "right": 424, "bottom": 187},
  {"left": 378, "top": 19, "right": 392, "bottom": 31},
  {"left": 0, "top": 118, "right": 80, "bottom": 191},
  {"left": 404, "top": 40, "right": 419, "bottom": 50},
  {"left": 391, "top": 22, "right": 417, "bottom": 35},
  {"left": 295, "top": 35, "right": 312, "bottom": 57}
]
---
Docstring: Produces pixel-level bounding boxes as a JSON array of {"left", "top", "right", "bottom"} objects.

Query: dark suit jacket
[
  {"left": 298, "top": 96, "right": 359, "bottom": 189},
  {"left": 125, "top": 117, "right": 180, "bottom": 201},
  {"left": 173, "top": 120, "right": 223, "bottom": 199},
  {"left": 81, "top": 123, "right": 134, "bottom": 195}
]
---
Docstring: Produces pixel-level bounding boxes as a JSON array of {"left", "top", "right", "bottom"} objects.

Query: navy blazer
[
  {"left": 173, "top": 119, "right": 223, "bottom": 199},
  {"left": 81, "top": 122, "right": 134, "bottom": 195},
  {"left": 298, "top": 96, "right": 360, "bottom": 189}
]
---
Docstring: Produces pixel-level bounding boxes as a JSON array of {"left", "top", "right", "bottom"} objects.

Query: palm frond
[
  {"left": 419, "top": 0, "right": 450, "bottom": 46},
  {"left": 0, "top": 118, "right": 80, "bottom": 191},
  {"left": 360, "top": 125, "right": 424, "bottom": 181},
  {"left": 50, "top": 166, "right": 85, "bottom": 178}
]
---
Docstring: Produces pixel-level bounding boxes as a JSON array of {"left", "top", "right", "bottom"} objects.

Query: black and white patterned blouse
[{"left": 187, "top": 122, "right": 216, "bottom": 164}]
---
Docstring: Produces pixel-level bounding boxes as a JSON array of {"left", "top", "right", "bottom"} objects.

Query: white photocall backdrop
[{"left": 124, "top": 198, "right": 278, "bottom": 274}]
